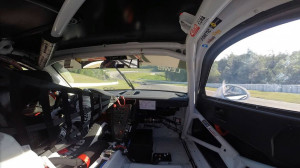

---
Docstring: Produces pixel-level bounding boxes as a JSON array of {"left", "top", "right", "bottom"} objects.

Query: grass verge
[{"left": 62, "top": 72, "right": 108, "bottom": 83}]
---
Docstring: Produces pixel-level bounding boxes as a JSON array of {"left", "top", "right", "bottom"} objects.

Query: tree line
[{"left": 208, "top": 50, "right": 300, "bottom": 85}]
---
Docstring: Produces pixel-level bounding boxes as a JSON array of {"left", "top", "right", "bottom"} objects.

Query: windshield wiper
[{"left": 115, "top": 65, "right": 135, "bottom": 90}]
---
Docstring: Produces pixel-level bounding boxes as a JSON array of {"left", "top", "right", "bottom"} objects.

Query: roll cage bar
[{"left": 39, "top": 0, "right": 288, "bottom": 167}]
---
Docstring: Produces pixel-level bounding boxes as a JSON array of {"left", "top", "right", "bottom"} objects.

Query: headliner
[{"left": 0, "top": 0, "right": 202, "bottom": 54}]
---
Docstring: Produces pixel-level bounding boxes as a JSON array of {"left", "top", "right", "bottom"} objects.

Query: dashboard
[
  {"left": 104, "top": 89, "right": 188, "bottom": 108},
  {"left": 0, "top": 67, "right": 189, "bottom": 167}
]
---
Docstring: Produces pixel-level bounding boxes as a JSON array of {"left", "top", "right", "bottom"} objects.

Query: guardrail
[{"left": 206, "top": 83, "right": 300, "bottom": 94}]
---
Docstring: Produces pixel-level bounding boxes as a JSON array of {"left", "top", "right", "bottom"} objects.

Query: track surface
[{"left": 206, "top": 90, "right": 300, "bottom": 112}]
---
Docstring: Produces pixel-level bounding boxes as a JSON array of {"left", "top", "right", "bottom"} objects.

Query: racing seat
[
  {"left": 0, "top": 70, "right": 59, "bottom": 151},
  {"left": 0, "top": 132, "right": 46, "bottom": 168},
  {"left": 49, "top": 122, "right": 109, "bottom": 168},
  {"left": 0, "top": 69, "right": 109, "bottom": 167}
]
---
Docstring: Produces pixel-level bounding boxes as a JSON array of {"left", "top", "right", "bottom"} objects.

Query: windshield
[{"left": 53, "top": 55, "right": 187, "bottom": 93}]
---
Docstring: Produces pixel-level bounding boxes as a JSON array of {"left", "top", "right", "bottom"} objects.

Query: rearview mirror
[{"left": 83, "top": 59, "right": 139, "bottom": 69}]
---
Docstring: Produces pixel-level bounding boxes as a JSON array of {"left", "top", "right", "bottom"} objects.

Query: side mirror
[{"left": 216, "top": 84, "right": 250, "bottom": 100}]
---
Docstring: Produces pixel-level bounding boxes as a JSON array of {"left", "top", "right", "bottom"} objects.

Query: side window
[{"left": 205, "top": 20, "right": 300, "bottom": 112}]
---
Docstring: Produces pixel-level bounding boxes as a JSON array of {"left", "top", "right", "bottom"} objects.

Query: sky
[{"left": 217, "top": 19, "right": 300, "bottom": 60}]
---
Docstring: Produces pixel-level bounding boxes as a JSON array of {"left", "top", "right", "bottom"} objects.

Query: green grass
[
  {"left": 249, "top": 90, "right": 300, "bottom": 104},
  {"left": 124, "top": 72, "right": 166, "bottom": 81},
  {"left": 104, "top": 68, "right": 152, "bottom": 73},
  {"left": 205, "top": 87, "right": 217, "bottom": 91},
  {"left": 172, "top": 83, "right": 188, "bottom": 86},
  {"left": 133, "top": 68, "right": 152, "bottom": 72},
  {"left": 205, "top": 87, "right": 300, "bottom": 104},
  {"left": 87, "top": 80, "right": 141, "bottom": 90},
  {"left": 61, "top": 72, "right": 107, "bottom": 83},
  {"left": 137, "top": 74, "right": 166, "bottom": 81},
  {"left": 62, "top": 70, "right": 186, "bottom": 91},
  {"left": 104, "top": 69, "right": 166, "bottom": 81},
  {"left": 61, "top": 72, "right": 139, "bottom": 90}
]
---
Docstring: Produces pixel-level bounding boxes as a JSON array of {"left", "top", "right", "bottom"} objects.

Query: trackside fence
[{"left": 206, "top": 83, "right": 300, "bottom": 94}]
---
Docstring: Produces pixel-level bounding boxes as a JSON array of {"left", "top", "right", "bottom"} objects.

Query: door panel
[
  {"left": 197, "top": 95, "right": 300, "bottom": 167},
  {"left": 196, "top": 5, "right": 300, "bottom": 167}
]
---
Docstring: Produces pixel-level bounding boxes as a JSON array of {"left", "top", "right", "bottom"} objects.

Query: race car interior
[
  {"left": 0, "top": 64, "right": 189, "bottom": 168},
  {"left": 1, "top": 0, "right": 300, "bottom": 168}
]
